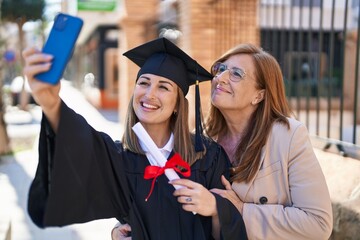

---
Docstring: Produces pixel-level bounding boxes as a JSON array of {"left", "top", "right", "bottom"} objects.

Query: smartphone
[{"left": 35, "top": 13, "right": 83, "bottom": 85}]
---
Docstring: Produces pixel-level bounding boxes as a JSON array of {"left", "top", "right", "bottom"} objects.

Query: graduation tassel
[{"left": 195, "top": 79, "right": 204, "bottom": 152}]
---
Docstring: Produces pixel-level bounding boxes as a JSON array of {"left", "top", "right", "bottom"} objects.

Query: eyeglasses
[{"left": 211, "top": 62, "right": 246, "bottom": 82}]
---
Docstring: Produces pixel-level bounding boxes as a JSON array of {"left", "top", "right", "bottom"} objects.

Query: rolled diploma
[{"left": 132, "top": 122, "right": 183, "bottom": 190}]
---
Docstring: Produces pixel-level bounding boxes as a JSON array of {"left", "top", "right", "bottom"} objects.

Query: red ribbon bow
[{"left": 143, "top": 153, "right": 191, "bottom": 201}]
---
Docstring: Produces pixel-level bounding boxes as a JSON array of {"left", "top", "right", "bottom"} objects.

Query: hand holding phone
[{"left": 35, "top": 13, "right": 83, "bottom": 85}]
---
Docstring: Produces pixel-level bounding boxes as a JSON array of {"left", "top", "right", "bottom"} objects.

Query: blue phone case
[{"left": 35, "top": 13, "right": 83, "bottom": 85}]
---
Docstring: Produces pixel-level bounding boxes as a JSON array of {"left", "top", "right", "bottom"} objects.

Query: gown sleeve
[
  {"left": 28, "top": 101, "right": 131, "bottom": 228},
  {"left": 200, "top": 140, "right": 248, "bottom": 239},
  {"left": 215, "top": 194, "right": 248, "bottom": 240}
]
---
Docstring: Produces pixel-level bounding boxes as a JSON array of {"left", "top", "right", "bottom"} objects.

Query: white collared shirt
[{"left": 139, "top": 133, "right": 174, "bottom": 166}]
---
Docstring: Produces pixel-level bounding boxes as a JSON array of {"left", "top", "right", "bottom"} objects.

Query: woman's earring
[{"left": 173, "top": 110, "right": 177, "bottom": 116}]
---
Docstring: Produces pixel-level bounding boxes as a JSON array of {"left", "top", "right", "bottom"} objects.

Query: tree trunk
[
  {"left": 17, "top": 19, "right": 30, "bottom": 111},
  {"left": 0, "top": 92, "right": 10, "bottom": 155},
  {"left": 0, "top": 44, "right": 11, "bottom": 154}
]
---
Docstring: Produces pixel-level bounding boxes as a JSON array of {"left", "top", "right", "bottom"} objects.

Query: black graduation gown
[{"left": 28, "top": 101, "right": 247, "bottom": 240}]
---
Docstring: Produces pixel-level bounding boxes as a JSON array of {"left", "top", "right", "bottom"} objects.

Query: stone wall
[{"left": 315, "top": 148, "right": 360, "bottom": 239}]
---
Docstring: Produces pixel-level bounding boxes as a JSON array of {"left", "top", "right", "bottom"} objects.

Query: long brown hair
[
  {"left": 205, "top": 43, "right": 292, "bottom": 182},
  {"left": 122, "top": 87, "right": 204, "bottom": 165}
]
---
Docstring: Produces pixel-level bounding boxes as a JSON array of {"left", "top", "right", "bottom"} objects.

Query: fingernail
[{"left": 44, "top": 62, "right": 52, "bottom": 68}]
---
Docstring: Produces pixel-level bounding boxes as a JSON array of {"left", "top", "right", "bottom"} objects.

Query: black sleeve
[
  {"left": 201, "top": 139, "right": 232, "bottom": 190},
  {"left": 213, "top": 147, "right": 248, "bottom": 239},
  {"left": 215, "top": 194, "right": 248, "bottom": 240},
  {"left": 201, "top": 140, "right": 248, "bottom": 239},
  {"left": 28, "top": 101, "right": 131, "bottom": 228}
]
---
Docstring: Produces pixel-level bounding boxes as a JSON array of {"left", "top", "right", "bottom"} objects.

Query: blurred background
[{"left": 0, "top": 0, "right": 359, "bottom": 239}]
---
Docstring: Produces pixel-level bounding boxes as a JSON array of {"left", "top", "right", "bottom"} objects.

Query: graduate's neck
[{"left": 142, "top": 123, "right": 172, "bottom": 148}]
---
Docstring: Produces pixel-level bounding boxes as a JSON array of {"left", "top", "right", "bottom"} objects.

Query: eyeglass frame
[{"left": 211, "top": 62, "right": 247, "bottom": 82}]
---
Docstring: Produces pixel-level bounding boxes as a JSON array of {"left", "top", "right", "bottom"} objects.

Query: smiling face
[
  {"left": 133, "top": 73, "right": 179, "bottom": 130},
  {"left": 211, "top": 54, "right": 264, "bottom": 117}
]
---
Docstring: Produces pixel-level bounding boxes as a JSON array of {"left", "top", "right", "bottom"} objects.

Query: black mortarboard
[{"left": 123, "top": 37, "right": 213, "bottom": 152}]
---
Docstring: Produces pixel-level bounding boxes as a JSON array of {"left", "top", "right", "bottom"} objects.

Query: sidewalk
[{"left": 0, "top": 80, "right": 122, "bottom": 240}]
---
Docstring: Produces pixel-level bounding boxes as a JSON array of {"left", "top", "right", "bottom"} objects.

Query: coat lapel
[{"left": 231, "top": 143, "right": 268, "bottom": 200}]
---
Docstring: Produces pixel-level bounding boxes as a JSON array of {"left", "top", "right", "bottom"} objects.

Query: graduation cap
[{"left": 123, "top": 37, "right": 213, "bottom": 152}]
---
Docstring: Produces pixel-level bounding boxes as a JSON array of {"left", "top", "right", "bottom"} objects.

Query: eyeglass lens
[{"left": 212, "top": 62, "right": 245, "bottom": 82}]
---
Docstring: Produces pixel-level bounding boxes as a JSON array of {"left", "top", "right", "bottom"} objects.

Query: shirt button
[{"left": 259, "top": 196, "right": 268, "bottom": 204}]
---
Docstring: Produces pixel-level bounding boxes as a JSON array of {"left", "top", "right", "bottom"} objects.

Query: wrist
[
  {"left": 43, "top": 98, "right": 61, "bottom": 131},
  {"left": 43, "top": 97, "right": 61, "bottom": 115}
]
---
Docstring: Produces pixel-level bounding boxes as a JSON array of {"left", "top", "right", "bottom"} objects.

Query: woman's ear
[{"left": 252, "top": 89, "right": 265, "bottom": 105}]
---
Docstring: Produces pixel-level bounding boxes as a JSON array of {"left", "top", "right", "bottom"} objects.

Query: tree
[
  {"left": 1, "top": 0, "right": 45, "bottom": 57},
  {"left": 0, "top": 42, "right": 11, "bottom": 154},
  {"left": 0, "top": 0, "right": 44, "bottom": 154},
  {"left": 0, "top": 1, "right": 10, "bottom": 155},
  {"left": 0, "top": 93, "right": 10, "bottom": 154},
  {"left": 1, "top": 0, "right": 45, "bottom": 110}
]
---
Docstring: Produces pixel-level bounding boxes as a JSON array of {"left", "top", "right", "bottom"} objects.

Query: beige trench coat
[{"left": 232, "top": 118, "right": 333, "bottom": 240}]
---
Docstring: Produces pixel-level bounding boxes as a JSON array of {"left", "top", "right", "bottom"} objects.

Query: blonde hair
[
  {"left": 123, "top": 87, "right": 204, "bottom": 165},
  {"left": 205, "top": 43, "right": 292, "bottom": 182}
]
